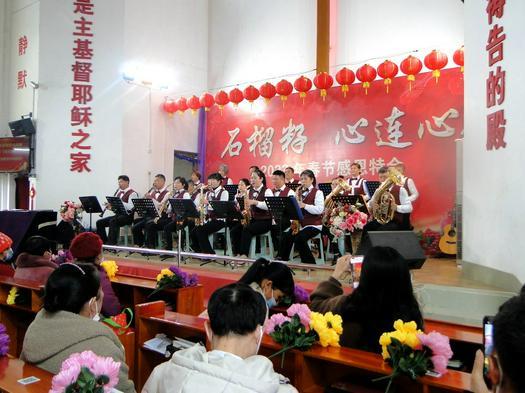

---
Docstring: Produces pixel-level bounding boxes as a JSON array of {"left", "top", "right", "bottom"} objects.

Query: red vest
[
  {"left": 403, "top": 177, "right": 413, "bottom": 196},
  {"left": 173, "top": 190, "right": 186, "bottom": 199},
  {"left": 190, "top": 190, "right": 199, "bottom": 202},
  {"left": 273, "top": 186, "right": 291, "bottom": 197},
  {"left": 207, "top": 187, "right": 226, "bottom": 220},
  {"left": 249, "top": 187, "right": 271, "bottom": 220},
  {"left": 117, "top": 189, "right": 135, "bottom": 203},
  {"left": 148, "top": 189, "right": 169, "bottom": 203},
  {"left": 347, "top": 177, "right": 366, "bottom": 196},
  {"left": 221, "top": 177, "right": 231, "bottom": 186},
  {"left": 389, "top": 185, "right": 410, "bottom": 228},
  {"left": 300, "top": 188, "right": 322, "bottom": 226}
]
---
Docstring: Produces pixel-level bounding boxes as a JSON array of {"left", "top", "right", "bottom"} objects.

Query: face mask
[
  {"left": 90, "top": 297, "right": 100, "bottom": 322},
  {"left": 4, "top": 248, "right": 13, "bottom": 261},
  {"left": 266, "top": 289, "right": 277, "bottom": 309},
  {"left": 255, "top": 326, "right": 263, "bottom": 355}
]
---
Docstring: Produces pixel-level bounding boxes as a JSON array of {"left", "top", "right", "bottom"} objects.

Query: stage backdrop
[{"left": 205, "top": 68, "right": 464, "bottom": 244}]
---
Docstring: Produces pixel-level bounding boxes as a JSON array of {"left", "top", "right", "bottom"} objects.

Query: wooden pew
[
  {"left": 111, "top": 274, "right": 205, "bottom": 316},
  {"left": 0, "top": 356, "right": 52, "bottom": 393},
  {"left": 135, "top": 301, "right": 471, "bottom": 393}
]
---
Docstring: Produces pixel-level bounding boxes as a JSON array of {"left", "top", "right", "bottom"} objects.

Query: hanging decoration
[
  {"left": 200, "top": 93, "right": 215, "bottom": 111},
  {"left": 259, "top": 82, "right": 277, "bottom": 104},
  {"left": 453, "top": 46, "right": 464, "bottom": 73},
  {"left": 162, "top": 100, "right": 178, "bottom": 117},
  {"left": 356, "top": 64, "right": 377, "bottom": 95},
  {"left": 313, "top": 72, "right": 334, "bottom": 100},
  {"left": 400, "top": 55, "right": 423, "bottom": 91},
  {"left": 424, "top": 49, "right": 449, "bottom": 83},
  {"left": 276, "top": 79, "right": 293, "bottom": 107},
  {"left": 214, "top": 90, "right": 230, "bottom": 115},
  {"left": 243, "top": 85, "right": 260, "bottom": 103},
  {"left": 176, "top": 97, "right": 188, "bottom": 114},
  {"left": 335, "top": 67, "right": 355, "bottom": 98},
  {"left": 187, "top": 95, "right": 201, "bottom": 115},
  {"left": 293, "top": 76, "right": 313, "bottom": 104},
  {"left": 229, "top": 88, "right": 244, "bottom": 107},
  {"left": 377, "top": 60, "right": 399, "bottom": 94}
]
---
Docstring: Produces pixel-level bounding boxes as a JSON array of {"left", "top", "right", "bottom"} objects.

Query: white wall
[
  {"left": 463, "top": 1, "right": 525, "bottom": 283},
  {"left": 335, "top": 0, "right": 464, "bottom": 69},
  {"left": 0, "top": 0, "right": 9, "bottom": 136},
  {"left": 208, "top": 0, "right": 317, "bottom": 89}
]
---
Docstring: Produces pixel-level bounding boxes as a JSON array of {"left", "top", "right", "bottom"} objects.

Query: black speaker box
[{"left": 357, "top": 231, "right": 427, "bottom": 270}]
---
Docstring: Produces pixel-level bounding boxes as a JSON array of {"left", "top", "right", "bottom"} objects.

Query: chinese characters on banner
[
  {"left": 206, "top": 68, "right": 464, "bottom": 230},
  {"left": 70, "top": 0, "right": 95, "bottom": 173},
  {"left": 17, "top": 35, "right": 28, "bottom": 89},
  {"left": 486, "top": 0, "right": 507, "bottom": 150}
]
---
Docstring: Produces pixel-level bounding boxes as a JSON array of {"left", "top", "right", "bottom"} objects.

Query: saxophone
[
  {"left": 290, "top": 186, "right": 304, "bottom": 235},
  {"left": 241, "top": 190, "right": 251, "bottom": 227},
  {"left": 154, "top": 184, "right": 174, "bottom": 224},
  {"left": 372, "top": 167, "right": 403, "bottom": 225},
  {"left": 196, "top": 185, "right": 207, "bottom": 226}
]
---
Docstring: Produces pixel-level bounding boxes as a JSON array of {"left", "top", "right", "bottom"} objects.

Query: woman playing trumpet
[{"left": 279, "top": 170, "right": 325, "bottom": 264}]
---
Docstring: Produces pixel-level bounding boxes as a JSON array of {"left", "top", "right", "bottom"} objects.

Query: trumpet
[{"left": 291, "top": 186, "right": 305, "bottom": 235}]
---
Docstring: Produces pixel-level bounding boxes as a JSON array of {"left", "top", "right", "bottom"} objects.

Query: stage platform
[{"left": 107, "top": 252, "right": 517, "bottom": 327}]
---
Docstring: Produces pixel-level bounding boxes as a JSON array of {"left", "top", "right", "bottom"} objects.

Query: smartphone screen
[{"left": 483, "top": 316, "right": 494, "bottom": 378}]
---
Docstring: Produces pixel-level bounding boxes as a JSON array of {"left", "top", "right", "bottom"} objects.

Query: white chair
[
  {"left": 118, "top": 225, "right": 133, "bottom": 247},
  {"left": 248, "top": 231, "right": 274, "bottom": 260},
  {"left": 208, "top": 227, "right": 233, "bottom": 256}
]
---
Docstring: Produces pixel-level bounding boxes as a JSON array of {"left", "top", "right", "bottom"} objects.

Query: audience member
[
  {"left": 0, "top": 232, "right": 15, "bottom": 277},
  {"left": 14, "top": 236, "right": 57, "bottom": 284}
]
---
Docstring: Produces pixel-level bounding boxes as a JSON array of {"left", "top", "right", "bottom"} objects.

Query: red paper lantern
[
  {"left": 294, "top": 76, "right": 313, "bottom": 103},
  {"left": 453, "top": 46, "right": 464, "bottom": 73},
  {"left": 229, "top": 88, "right": 244, "bottom": 107},
  {"left": 313, "top": 72, "right": 334, "bottom": 100},
  {"left": 259, "top": 82, "right": 276, "bottom": 103},
  {"left": 243, "top": 85, "right": 260, "bottom": 103},
  {"left": 200, "top": 93, "right": 215, "bottom": 111},
  {"left": 276, "top": 79, "right": 293, "bottom": 106},
  {"left": 187, "top": 95, "right": 201, "bottom": 114},
  {"left": 377, "top": 60, "right": 399, "bottom": 94},
  {"left": 400, "top": 55, "right": 423, "bottom": 91},
  {"left": 176, "top": 97, "right": 188, "bottom": 114},
  {"left": 356, "top": 64, "right": 377, "bottom": 95},
  {"left": 424, "top": 49, "right": 448, "bottom": 83},
  {"left": 335, "top": 67, "right": 355, "bottom": 97},
  {"left": 214, "top": 90, "right": 230, "bottom": 109},
  {"left": 162, "top": 100, "right": 178, "bottom": 117}
]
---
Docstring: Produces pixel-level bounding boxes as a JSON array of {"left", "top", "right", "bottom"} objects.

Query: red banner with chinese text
[
  {"left": 0, "top": 137, "right": 29, "bottom": 173},
  {"left": 205, "top": 68, "right": 464, "bottom": 233}
]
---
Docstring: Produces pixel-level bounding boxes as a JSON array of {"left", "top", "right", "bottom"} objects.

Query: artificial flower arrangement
[
  {"left": 6, "top": 287, "right": 18, "bottom": 305},
  {"left": 6, "top": 286, "right": 29, "bottom": 307},
  {"left": 50, "top": 351, "right": 120, "bottom": 393},
  {"left": 150, "top": 266, "right": 199, "bottom": 297},
  {"left": 278, "top": 284, "right": 310, "bottom": 307},
  {"left": 375, "top": 320, "right": 453, "bottom": 393},
  {"left": 59, "top": 201, "right": 83, "bottom": 223},
  {"left": 51, "top": 249, "right": 74, "bottom": 265},
  {"left": 100, "top": 260, "right": 118, "bottom": 280},
  {"left": 265, "top": 303, "right": 342, "bottom": 367},
  {"left": 0, "top": 323, "right": 10, "bottom": 356},
  {"left": 327, "top": 203, "right": 368, "bottom": 240}
]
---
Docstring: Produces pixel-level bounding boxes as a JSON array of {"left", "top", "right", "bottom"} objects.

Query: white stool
[
  {"left": 249, "top": 231, "right": 274, "bottom": 260},
  {"left": 118, "top": 225, "right": 133, "bottom": 247},
  {"left": 208, "top": 227, "right": 233, "bottom": 256},
  {"left": 291, "top": 232, "right": 326, "bottom": 265}
]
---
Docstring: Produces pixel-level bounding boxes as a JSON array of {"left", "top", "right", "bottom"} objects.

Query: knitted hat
[
  {"left": 69, "top": 232, "right": 103, "bottom": 259},
  {"left": 0, "top": 233, "right": 13, "bottom": 253}
]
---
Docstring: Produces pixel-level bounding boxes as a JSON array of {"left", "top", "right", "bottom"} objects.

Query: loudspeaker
[
  {"left": 357, "top": 231, "right": 426, "bottom": 269},
  {"left": 9, "top": 118, "right": 36, "bottom": 136}
]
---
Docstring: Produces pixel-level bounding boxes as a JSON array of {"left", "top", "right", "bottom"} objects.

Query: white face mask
[
  {"left": 90, "top": 297, "right": 100, "bottom": 321},
  {"left": 255, "top": 326, "right": 263, "bottom": 355}
]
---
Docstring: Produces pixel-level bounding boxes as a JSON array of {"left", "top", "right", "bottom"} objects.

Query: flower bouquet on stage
[
  {"left": 326, "top": 203, "right": 368, "bottom": 254},
  {"left": 59, "top": 200, "right": 84, "bottom": 233}
]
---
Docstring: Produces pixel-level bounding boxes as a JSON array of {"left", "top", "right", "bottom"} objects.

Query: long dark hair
[
  {"left": 252, "top": 169, "right": 267, "bottom": 187},
  {"left": 342, "top": 246, "right": 423, "bottom": 351},
  {"left": 300, "top": 169, "right": 317, "bottom": 186},
  {"left": 238, "top": 258, "right": 294, "bottom": 297}
]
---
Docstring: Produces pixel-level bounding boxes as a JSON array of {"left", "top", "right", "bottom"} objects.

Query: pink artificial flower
[
  {"left": 418, "top": 332, "right": 453, "bottom": 374},
  {"left": 90, "top": 356, "right": 121, "bottom": 392},
  {"left": 286, "top": 303, "right": 311, "bottom": 327},
  {"left": 50, "top": 362, "right": 81, "bottom": 393},
  {"left": 264, "top": 313, "right": 291, "bottom": 334}
]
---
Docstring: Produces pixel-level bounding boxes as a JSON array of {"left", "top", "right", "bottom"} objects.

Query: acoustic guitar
[{"left": 439, "top": 208, "right": 457, "bottom": 255}]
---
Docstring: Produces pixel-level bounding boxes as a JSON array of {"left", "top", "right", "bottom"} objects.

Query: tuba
[{"left": 372, "top": 167, "right": 403, "bottom": 225}]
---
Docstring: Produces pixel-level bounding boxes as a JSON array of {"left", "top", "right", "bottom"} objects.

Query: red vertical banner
[{"left": 205, "top": 68, "right": 464, "bottom": 233}]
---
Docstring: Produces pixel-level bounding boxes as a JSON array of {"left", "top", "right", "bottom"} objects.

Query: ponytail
[{"left": 238, "top": 258, "right": 294, "bottom": 297}]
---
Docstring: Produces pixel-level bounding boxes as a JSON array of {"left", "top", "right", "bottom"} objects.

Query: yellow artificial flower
[
  {"left": 7, "top": 286, "right": 18, "bottom": 305},
  {"left": 101, "top": 260, "right": 119, "bottom": 280},
  {"left": 325, "top": 312, "right": 343, "bottom": 334},
  {"left": 379, "top": 320, "right": 423, "bottom": 359},
  {"left": 310, "top": 311, "right": 342, "bottom": 347},
  {"left": 156, "top": 268, "right": 174, "bottom": 282}
]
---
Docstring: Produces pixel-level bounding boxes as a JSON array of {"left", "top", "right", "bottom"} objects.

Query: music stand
[
  {"left": 79, "top": 196, "right": 103, "bottom": 232},
  {"left": 332, "top": 195, "right": 369, "bottom": 214},
  {"left": 209, "top": 201, "right": 243, "bottom": 220},
  {"left": 265, "top": 196, "right": 304, "bottom": 239},
  {"left": 286, "top": 183, "right": 301, "bottom": 191},
  {"left": 131, "top": 198, "right": 159, "bottom": 218},
  {"left": 318, "top": 183, "right": 332, "bottom": 198},
  {"left": 106, "top": 196, "right": 127, "bottom": 216},
  {"left": 366, "top": 181, "right": 381, "bottom": 197},
  {"left": 169, "top": 199, "right": 199, "bottom": 266},
  {"left": 224, "top": 185, "right": 238, "bottom": 201}
]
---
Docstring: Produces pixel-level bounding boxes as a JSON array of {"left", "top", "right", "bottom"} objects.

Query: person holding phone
[{"left": 471, "top": 294, "right": 525, "bottom": 393}]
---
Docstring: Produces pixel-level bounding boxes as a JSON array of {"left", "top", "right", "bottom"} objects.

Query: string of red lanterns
[{"left": 162, "top": 47, "right": 463, "bottom": 115}]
